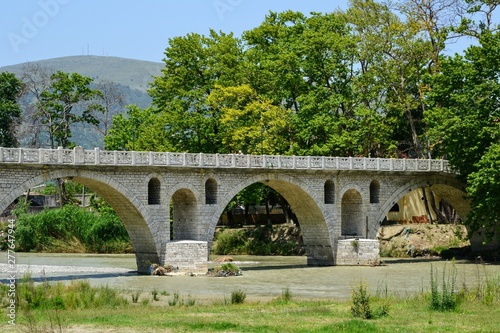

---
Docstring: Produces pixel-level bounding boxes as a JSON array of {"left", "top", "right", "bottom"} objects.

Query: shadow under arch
[
  {"left": 1, "top": 169, "right": 162, "bottom": 274},
  {"left": 208, "top": 173, "right": 335, "bottom": 266},
  {"left": 375, "top": 175, "right": 469, "bottom": 229},
  {"left": 171, "top": 188, "right": 198, "bottom": 240}
]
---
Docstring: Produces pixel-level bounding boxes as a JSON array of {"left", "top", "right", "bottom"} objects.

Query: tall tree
[
  {"left": 105, "top": 105, "right": 173, "bottom": 152},
  {"left": 425, "top": 29, "right": 500, "bottom": 239},
  {"left": 149, "top": 30, "right": 244, "bottom": 153},
  {"left": 37, "top": 71, "right": 103, "bottom": 149},
  {"left": 0, "top": 72, "right": 23, "bottom": 147},
  {"left": 18, "top": 63, "right": 53, "bottom": 148},
  {"left": 207, "top": 84, "right": 292, "bottom": 154}
]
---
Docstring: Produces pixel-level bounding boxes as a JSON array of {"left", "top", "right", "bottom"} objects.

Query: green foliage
[
  {"left": 211, "top": 226, "right": 303, "bottom": 256},
  {"left": 230, "top": 290, "right": 246, "bottom": 304},
  {"left": 351, "top": 282, "right": 372, "bottom": 319},
  {"left": 36, "top": 71, "right": 103, "bottom": 148},
  {"left": 424, "top": 30, "right": 500, "bottom": 240},
  {"left": 211, "top": 228, "right": 247, "bottom": 254},
  {"left": 14, "top": 204, "right": 131, "bottom": 253},
  {"left": 0, "top": 71, "right": 22, "bottom": 147},
  {"left": 104, "top": 105, "right": 174, "bottom": 151},
  {"left": 467, "top": 143, "right": 500, "bottom": 240}
]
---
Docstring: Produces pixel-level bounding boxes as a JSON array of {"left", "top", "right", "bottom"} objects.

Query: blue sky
[{"left": 0, "top": 0, "right": 348, "bottom": 67}]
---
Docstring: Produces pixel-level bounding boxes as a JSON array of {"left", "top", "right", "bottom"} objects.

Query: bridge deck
[{"left": 0, "top": 147, "right": 453, "bottom": 173}]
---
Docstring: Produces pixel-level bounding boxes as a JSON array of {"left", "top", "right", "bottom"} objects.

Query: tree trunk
[
  {"left": 421, "top": 188, "right": 433, "bottom": 223},
  {"left": 429, "top": 190, "right": 447, "bottom": 223},
  {"left": 265, "top": 198, "right": 272, "bottom": 226}
]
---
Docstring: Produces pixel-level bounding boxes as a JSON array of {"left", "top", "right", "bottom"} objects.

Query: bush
[
  {"left": 351, "top": 282, "right": 372, "bottom": 319},
  {"left": 14, "top": 204, "right": 131, "bottom": 253},
  {"left": 231, "top": 290, "right": 246, "bottom": 304},
  {"left": 211, "top": 225, "right": 304, "bottom": 256}
]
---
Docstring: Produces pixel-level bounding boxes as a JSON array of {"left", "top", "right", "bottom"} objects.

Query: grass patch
[{"left": 1, "top": 271, "right": 500, "bottom": 333}]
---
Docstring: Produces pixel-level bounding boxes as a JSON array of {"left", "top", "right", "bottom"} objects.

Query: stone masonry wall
[
  {"left": 161, "top": 241, "right": 208, "bottom": 273},
  {"left": 336, "top": 239, "right": 380, "bottom": 265}
]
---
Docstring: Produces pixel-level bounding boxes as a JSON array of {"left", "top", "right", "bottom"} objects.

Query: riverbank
[
  {"left": 2, "top": 257, "right": 500, "bottom": 333},
  {"left": 3, "top": 253, "right": 499, "bottom": 300}
]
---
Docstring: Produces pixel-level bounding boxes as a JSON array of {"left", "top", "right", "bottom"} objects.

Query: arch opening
[
  {"left": 148, "top": 178, "right": 161, "bottom": 205},
  {"left": 205, "top": 178, "right": 217, "bottom": 204},
  {"left": 171, "top": 188, "right": 198, "bottom": 240},
  {"left": 211, "top": 175, "right": 335, "bottom": 266},
  {"left": 341, "top": 189, "right": 364, "bottom": 237},
  {"left": 377, "top": 181, "right": 470, "bottom": 258},
  {"left": 324, "top": 180, "right": 335, "bottom": 204},
  {"left": 370, "top": 180, "right": 380, "bottom": 204},
  {"left": 0, "top": 171, "right": 162, "bottom": 274}
]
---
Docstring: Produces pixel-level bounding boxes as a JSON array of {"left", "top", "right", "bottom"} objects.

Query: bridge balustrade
[{"left": 0, "top": 147, "right": 452, "bottom": 173}]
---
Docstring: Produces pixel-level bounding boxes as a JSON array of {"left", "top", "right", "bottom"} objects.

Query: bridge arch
[
  {"left": 0, "top": 169, "right": 164, "bottom": 274},
  {"left": 207, "top": 172, "right": 335, "bottom": 266},
  {"left": 375, "top": 175, "right": 469, "bottom": 229},
  {"left": 341, "top": 189, "right": 364, "bottom": 237},
  {"left": 165, "top": 182, "right": 202, "bottom": 241}
]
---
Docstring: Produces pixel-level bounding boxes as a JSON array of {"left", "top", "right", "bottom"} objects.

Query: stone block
[
  {"left": 336, "top": 239, "right": 380, "bottom": 266},
  {"left": 161, "top": 240, "right": 208, "bottom": 274}
]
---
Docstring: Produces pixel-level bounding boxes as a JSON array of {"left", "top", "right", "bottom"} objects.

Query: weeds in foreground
[
  {"left": 22, "top": 308, "right": 66, "bottom": 333},
  {"left": 351, "top": 281, "right": 390, "bottom": 320},
  {"left": 281, "top": 287, "right": 293, "bottom": 302},
  {"left": 168, "top": 292, "right": 180, "bottom": 306},
  {"left": 430, "top": 262, "right": 459, "bottom": 311},
  {"left": 131, "top": 290, "right": 141, "bottom": 303},
  {"left": 151, "top": 288, "right": 159, "bottom": 301},
  {"left": 231, "top": 290, "right": 246, "bottom": 304},
  {"left": 14, "top": 274, "right": 128, "bottom": 311}
]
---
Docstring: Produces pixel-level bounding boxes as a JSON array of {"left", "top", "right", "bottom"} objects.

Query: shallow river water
[{"left": 3, "top": 253, "right": 500, "bottom": 301}]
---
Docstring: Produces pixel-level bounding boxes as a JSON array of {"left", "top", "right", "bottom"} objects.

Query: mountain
[
  {"left": 0, "top": 55, "right": 163, "bottom": 93},
  {"left": 0, "top": 56, "right": 164, "bottom": 148}
]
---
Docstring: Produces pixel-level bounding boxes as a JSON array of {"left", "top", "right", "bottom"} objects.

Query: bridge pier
[
  {"left": 305, "top": 244, "right": 336, "bottom": 266},
  {"left": 161, "top": 241, "right": 208, "bottom": 274},
  {"left": 136, "top": 252, "right": 161, "bottom": 274},
  {"left": 336, "top": 239, "right": 380, "bottom": 265}
]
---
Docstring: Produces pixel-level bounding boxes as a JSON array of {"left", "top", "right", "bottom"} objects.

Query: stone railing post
[
  {"left": 73, "top": 146, "right": 85, "bottom": 164},
  {"left": 94, "top": 147, "right": 100, "bottom": 164},
  {"left": 57, "top": 146, "right": 64, "bottom": 163}
]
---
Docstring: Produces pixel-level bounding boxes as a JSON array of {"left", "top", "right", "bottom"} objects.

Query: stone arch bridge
[{"left": 0, "top": 147, "right": 468, "bottom": 274}]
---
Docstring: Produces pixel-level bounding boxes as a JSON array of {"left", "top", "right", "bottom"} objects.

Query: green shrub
[
  {"left": 351, "top": 282, "right": 372, "bottom": 319},
  {"left": 212, "top": 228, "right": 246, "bottom": 254},
  {"left": 231, "top": 290, "right": 246, "bottom": 304},
  {"left": 211, "top": 226, "right": 303, "bottom": 256},
  {"left": 14, "top": 204, "right": 131, "bottom": 253}
]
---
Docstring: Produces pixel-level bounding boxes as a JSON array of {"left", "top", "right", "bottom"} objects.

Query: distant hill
[
  {"left": 0, "top": 55, "right": 163, "bottom": 93},
  {"left": 0, "top": 56, "right": 164, "bottom": 148}
]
